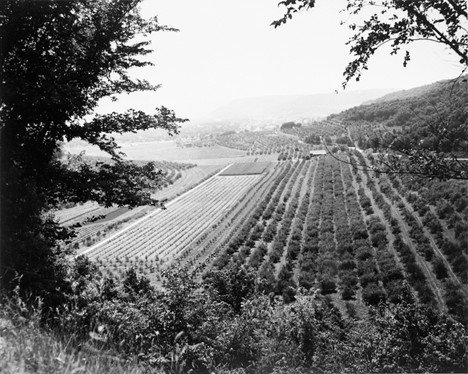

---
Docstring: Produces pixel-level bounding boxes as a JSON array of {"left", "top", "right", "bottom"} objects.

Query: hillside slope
[
  {"left": 362, "top": 78, "right": 463, "bottom": 105},
  {"left": 333, "top": 76, "right": 467, "bottom": 130}
]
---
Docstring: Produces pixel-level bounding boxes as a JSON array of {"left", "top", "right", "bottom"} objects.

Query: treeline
[
  {"left": 280, "top": 121, "right": 302, "bottom": 130},
  {"left": 334, "top": 78, "right": 468, "bottom": 154},
  {"left": 281, "top": 119, "right": 346, "bottom": 141},
  {"left": 334, "top": 78, "right": 467, "bottom": 128}
]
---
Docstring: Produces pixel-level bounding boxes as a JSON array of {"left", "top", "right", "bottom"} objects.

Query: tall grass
[{"left": 0, "top": 293, "right": 153, "bottom": 374}]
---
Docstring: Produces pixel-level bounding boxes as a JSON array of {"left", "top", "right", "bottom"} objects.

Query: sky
[{"left": 98, "top": 0, "right": 464, "bottom": 121}]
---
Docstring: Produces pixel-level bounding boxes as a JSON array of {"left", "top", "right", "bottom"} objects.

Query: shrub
[
  {"left": 320, "top": 278, "right": 337, "bottom": 294},
  {"left": 339, "top": 259, "right": 356, "bottom": 271},
  {"left": 433, "top": 257, "right": 448, "bottom": 279},
  {"left": 362, "top": 283, "right": 386, "bottom": 305},
  {"left": 342, "top": 286, "right": 355, "bottom": 300}
]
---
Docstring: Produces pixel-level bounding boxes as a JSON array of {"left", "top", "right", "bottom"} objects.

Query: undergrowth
[
  {"left": 0, "top": 292, "right": 152, "bottom": 374},
  {"left": 1, "top": 260, "right": 467, "bottom": 374}
]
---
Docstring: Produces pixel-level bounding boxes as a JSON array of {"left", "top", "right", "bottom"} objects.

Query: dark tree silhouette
[{"left": 0, "top": 0, "right": 187, "bottom": 300}]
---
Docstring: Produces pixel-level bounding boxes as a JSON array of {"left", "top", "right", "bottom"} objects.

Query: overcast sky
[{"left": 99, "top": 0, "right": 463, "bottom": 120}]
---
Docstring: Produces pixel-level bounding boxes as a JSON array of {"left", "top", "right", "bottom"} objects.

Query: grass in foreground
[{"left": 0, "top": 299, "right": 152, "bottom": 374}]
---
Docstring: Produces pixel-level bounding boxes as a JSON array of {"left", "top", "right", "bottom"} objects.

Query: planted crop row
[
  {"left": 350, "top": 152, "right": 439, "bottom": 308},
  {"left": 297, "top": 157, "right": 326, "bottom": 289},
  {"left": 376, "top": 174, "right": 468, "bottom": 320},
  {"left": 332, "top": 156, "right": 388, "bottom": 306},
  {"left": 254, "top": 160, "right": 314, "bottom": 297},
  {"left": 86, "top": 175, "right": 262, "bottom": 270},
  {"left": 384, "top": 173, "right": 468, "bottom": 284},
  {"left": 170, "top": 163, "right": 287, "bottom": 273},
  {"left": 281, "top": 119, "right": 346, "bottom": 139},
  {"left": 215, "top": 161, "right": 304, "bottom": 271},
  {"left": 187, "top": 162, "right": 293, "bottom": 275},
  {"left": 355, "top": 151, "right": 468, "bottom": 321}
]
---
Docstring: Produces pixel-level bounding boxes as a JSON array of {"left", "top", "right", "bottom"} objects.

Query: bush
[
  {"left": 341, "top": 286, "right": 355, "bottom": 300},
  {"left": 339, "top": 259, "right": 356, "bottom": 271},
  {"left": 362, "top": 282, "right": 386, "bottom": 305},
  {"left": 433, "top": 257, "right": 448, "bottom": 279},
  {"left": 320, "top": 278, "right": 337, "bottom": 294},
  {"left": 340, "top": 273, "right": 359, "bottom": 288},
  {"left": 298, "top": 272, "right": 315, "bottom": 290},
  {"left": 385, "top": 279, "right": 405, "bottom": 304}
]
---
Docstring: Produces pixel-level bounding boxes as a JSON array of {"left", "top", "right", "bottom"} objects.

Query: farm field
[
  {"left": 219, "top": 162, "right": 271, "bottom": 176},
  {"left": 70, "top": 205, "right": 154, "bottom": 249},
  {"left": 151, "top": 164, "right": 222, "bottom": 201},
  {"left": 65, "top": 136, "right": 311, "bottom": 165},
  {"left": 64, "top": 140, "right": 247, "bottom": 163},
  {"left": 63, "top": 165, "right": 222, "bottom": 249},
  {"left": 83, "top": 170, "right": 265, "bottom": 279},
  {"left": 192, "top": 153, "right": 279, "bottom": 165},
  {"left": 205, "top": 130, "right": 321, "bottom": 161},
  {"left": 81, "top": 154, "right": 468, "bottom": 325},
  {"left": 55, "top": 159, "right": 206, "bottom": 248},
  {"left": 63, "top": 114, "right": 468, "bottom": 325},
  {"left": 57, "top": 154, "right": 278, "bottom": 251}
]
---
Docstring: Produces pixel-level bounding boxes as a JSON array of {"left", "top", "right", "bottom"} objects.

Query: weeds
[{"left": 0, "top": 292, "right": 152, "bottom": 374}]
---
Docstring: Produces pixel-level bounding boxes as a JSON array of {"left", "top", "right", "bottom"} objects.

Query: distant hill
[
  {"left": 333, "top": 76, "right": 467, "bottom": 128},
  {"left": 209, "top": 89, "right": 398, "bottom": 120},
  {"left": 362, "top": 77, "right": 465, "bottom": 105}
]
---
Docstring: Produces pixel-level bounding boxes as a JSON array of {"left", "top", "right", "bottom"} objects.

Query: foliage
[
  {"left": 4, "top": 267, "right": 467, "bottom": 374},
  {"left": 273, "top": 0, "right": 467, "bottom": 87},
  {"left": 304, "top": 133, "right": 321, "bottom": 145},
  {"left": 274, "top": 1, "right": 468, "bottom": 181},
  {"left": 337, "top": 78, "right": 468, "bottom": 179},
  {"left": 203, "top": 261, "right": 257, "bottom": 314},
  {"left": 0, "top": 0, "right": 187, "bottom": 297},
  {"left": 347, "top": 286, "right": 468, "bottom": 373},
  {"left": 280, "top": 121, "right": 301, "bottom": 130},
  {"left": 0, "top": 294, "right": 148, "bottom": 374}
]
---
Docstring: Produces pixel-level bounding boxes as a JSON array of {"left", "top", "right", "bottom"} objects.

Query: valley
[{"left": 61, "top": 115, "right": 468, "bottom": 325}]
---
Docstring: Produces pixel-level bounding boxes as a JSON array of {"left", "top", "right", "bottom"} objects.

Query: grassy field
[{"left": 65, "top": 140, "right": 247, "bottom": 163}]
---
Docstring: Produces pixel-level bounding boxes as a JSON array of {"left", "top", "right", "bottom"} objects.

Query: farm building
[{"left": 309, "top": 149, "right": 327, "bottom": 157}]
